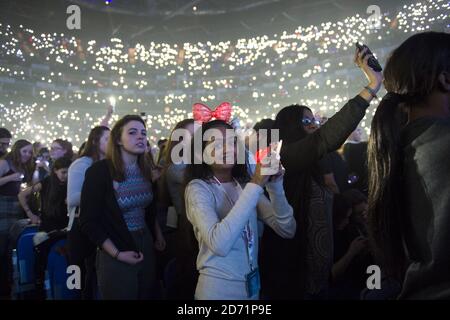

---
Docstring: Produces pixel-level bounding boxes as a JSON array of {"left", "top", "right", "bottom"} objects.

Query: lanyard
[{"left": 212, "top": 176, "right": 255, "bottom": 271}]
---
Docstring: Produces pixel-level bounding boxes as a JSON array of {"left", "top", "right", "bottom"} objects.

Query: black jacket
[
  {"left": 79, "top": 159, "right": 156, "bottom": 252},
  {"left": 259, "top": 95, "right": 369, "bottom": 299}
]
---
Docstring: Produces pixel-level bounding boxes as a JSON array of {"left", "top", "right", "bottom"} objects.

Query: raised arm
[
  {"left": 280, "top": 47, "right": 382, "bottom": 174},
  {"left": 100, "top": 105, "right": 113, "bottom": 128}
]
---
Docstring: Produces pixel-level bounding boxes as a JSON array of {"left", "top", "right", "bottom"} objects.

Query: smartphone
[
  {"left": 355, "top": 42, "right": 382, "bottom": 72},
  {"left": 275, "top": 140, "right": 283, "bottom": 160},
  {"left": 255, "top": 146, "right": 270, "bottom": 164},
  {"left": 255, "top": 140, "right": 283, "bottom": 164}
]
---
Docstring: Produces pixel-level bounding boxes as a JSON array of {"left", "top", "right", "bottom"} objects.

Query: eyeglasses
[{"left": 301, "top": 118, "right": 321, "bottom": 127}]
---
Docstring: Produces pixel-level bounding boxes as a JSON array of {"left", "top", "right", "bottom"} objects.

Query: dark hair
[
  {"left": 0, "top": 128, "right": 12, "bottom": 139},
  {"left": 367, "top": 32, "right": 450, "bottom": 278},
  {"left": 106, "top": 115, "right": 152, "bottom": 182},
  {"left": 342, "top": 188, "right": 367, "bottom": 207},
  {"left": 32, "top": 141, "right": 42, "bottom": 154},
  {"left": 253, "top": 119, "right": 274, "bottom": 132},
  {"left": 252, "top": 119, "right": 275, "bottom": 146},
  {"left": 52, "top": 157, "right": 72, "bottom": 171},
  {"left": 273, "top": 103, "right": 325, "bottom": 188},
  {"left": 53, "top": 139, "right": 74, "bottom": 160},
  {"left": 45, "top": 157, "right": 71, "bottom": 217},
  {"left": 273, "top": 105, "right": 312, "bottom": 143},
  {"left": 333, "top": 194, "right": 352, "bottom": 229},
  {"left": 4, "top": 139, "right": 34, "bottom": 181},
  {"left": 78, "top": 142, "right": 87, "bottom": 156},
  {"left": 80, "top": 126, "right": 110, "bottom": 162},
  {"left": 185, "top": 120, "right": 249, "bottom": 184},
  {"left": 163, "top": 119, "right": 194, "bottom": 167},
  {"left": 38, "top": 147, "right": 49, "bottom": 157},
  {"left": 157, "top": 139, "right": 168, "bottom": 147}
]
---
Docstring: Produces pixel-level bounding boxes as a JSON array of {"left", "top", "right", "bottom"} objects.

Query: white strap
[{"left": 67, "top": 206, "right": 77, "bottom": 231}]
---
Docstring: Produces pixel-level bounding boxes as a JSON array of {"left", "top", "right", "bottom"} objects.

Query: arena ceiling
[{"left": 2, "top": 0, "right": 404, "bottom": 43}]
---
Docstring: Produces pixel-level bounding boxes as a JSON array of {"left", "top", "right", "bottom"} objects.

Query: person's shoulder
[
  {"left": 187, "top": 178, "right": 208, "bottom": 187},
  {"left": 186, "top": 178, "right": 214, "bottom": 192},
  {"left": 415, "top": 117, "right": 450, "bottom": 144},
  {"left": 431, "top": 117, "right": 450, "bottom": 132},
  {"left": 70, "top": 156, "right": 93, "bottom": 170},
  {"left": 73, "top": 156, "right": 93, "bottom": 166},
  {"left": 86, "top": 159, "right": 109, "bottom": 176}
]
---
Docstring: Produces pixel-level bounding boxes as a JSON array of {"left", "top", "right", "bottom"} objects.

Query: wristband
[{"left": 364, "top": 86, "right": 378, "bottom": 98}]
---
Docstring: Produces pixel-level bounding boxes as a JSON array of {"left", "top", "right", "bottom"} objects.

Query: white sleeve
[
  {"left": 67, "top": 159, "right": 90, "bottom": 208},
  {"left": 256, "top": 179, "right": 296, "bottom": 239},
  {"left": 185, "top": 180, "right": 263, "bottom": 257}
]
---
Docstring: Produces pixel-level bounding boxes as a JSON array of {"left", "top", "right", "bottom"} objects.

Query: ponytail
[{"left": 367, "top": 92, "right": 408, "bottom": 279}]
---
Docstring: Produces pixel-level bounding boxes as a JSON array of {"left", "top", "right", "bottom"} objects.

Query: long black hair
[
  {"left": 367, "top": 32, "right": 450, "bottom": 278},
  {"left": 45, "top": 157, "right": 71, "bottom": 217},
  {"left": 274, "top": 104, "right": 312, "bottom": 143},
  {"left": 80, "top": 126, "right": 110, "bottom": 162},
  {"left": 272, "top": 104, "right": 327, "bottom": 293},
  {"left": 273, "top": 103, "right": 325, "bottom": 193},
  {"left": 185, "top": 120, "right": 249, "bottom": 184}
]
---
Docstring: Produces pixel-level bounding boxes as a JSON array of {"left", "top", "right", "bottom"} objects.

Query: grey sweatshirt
[{"left": 399, "top": 117, "right": 450, "bottom": 299}]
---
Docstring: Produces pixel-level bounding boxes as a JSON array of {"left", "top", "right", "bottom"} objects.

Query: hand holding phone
[{"left": 356, "top": 42, "right": 382, "bottom": 72}]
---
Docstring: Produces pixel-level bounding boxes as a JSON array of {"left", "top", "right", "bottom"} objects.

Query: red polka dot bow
[{"left": 193, "top": 102, "right": 232, "bottom": 123}]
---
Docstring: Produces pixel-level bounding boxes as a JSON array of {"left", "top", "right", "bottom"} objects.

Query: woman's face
[
  {"left": 206, "top": 126, "right": 237, "bottom": 172},
  {"left": 20, "top": 144, "right": 33, "bottom": 163},
  {"left": 99, "top": 130, "right": 110, "bottom": 156},
  {"left": 302, "top": 109, "right": 320, "bottom": 134},
  {"left": 50, "top": 142, "right": 67, "bottom": 160},
  {"left": 119, "top": 121, "right": 147, "bottom": 155},
  {"left": 41, "top": 152, "right": 50, "bottom": 162},
  {"left": 54, "top": 167, "right": 69, "bottom": 183}
]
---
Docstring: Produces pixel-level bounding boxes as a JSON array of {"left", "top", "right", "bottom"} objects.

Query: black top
[
  {"left": 343, "top": 142, "right": 368, "bottom": 193},
  {"left": 259, "top": 95, "right": 369, "bottom": 299},
  {"left": 320, "top": 151, "right": 350, "bottom": 192},
  {"left": 0, "top": 160, "right": 22, "bottom": 197},
  {"left": 80, "top": 159, "right": 156, "bottom": 252},
  {"left": 38, "top": 176, "right": 68, "bottom": 232},
  {"left": 330, "top": 228, "right": 373, "bottom": 299}
]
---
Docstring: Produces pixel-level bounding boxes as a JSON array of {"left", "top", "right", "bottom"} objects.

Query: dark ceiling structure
[{"left": 1, "top": 0, "right": 404, "bottom": 43}]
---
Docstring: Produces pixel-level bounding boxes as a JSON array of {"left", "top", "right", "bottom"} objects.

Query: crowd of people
[
  {"left": 0, "top": 0, "right": 448, "bottom": 149},
  {"left": 0, "top": 30, "right": 449, "bottom": 300}
]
